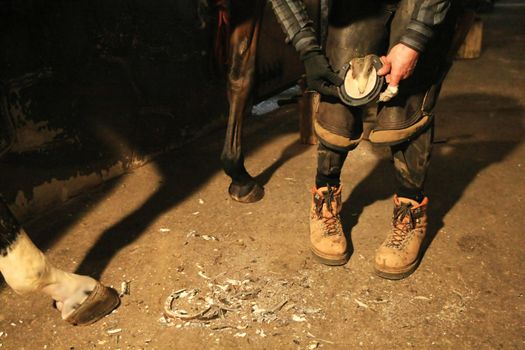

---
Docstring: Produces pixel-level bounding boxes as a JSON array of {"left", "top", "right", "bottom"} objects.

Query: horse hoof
[{"left": 229, "top": 182, "right": 264, "bottom": 203}]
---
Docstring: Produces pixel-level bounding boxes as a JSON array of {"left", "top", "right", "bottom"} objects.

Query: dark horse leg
[{"left": 221, "top": 1, "right": 265, "bottom": 203}]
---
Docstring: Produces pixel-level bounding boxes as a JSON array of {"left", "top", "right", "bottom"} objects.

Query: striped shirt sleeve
[
  {"left": 269, "top": 0, "right": 451, "bottom": 56},
  {"left": 268, "top": 0, "right": 321, "bottom": 59},
  {"left": 400, "top": 0, "right": 452, "bottom": 52}
]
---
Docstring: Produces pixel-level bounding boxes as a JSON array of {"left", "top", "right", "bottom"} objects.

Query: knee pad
[
  {"left": 315, "top": 100, "right": 363, "bottom": 152},
  {"left": 315, "top": 120, "right": 362, "bottom": 152},
  {"left": 369, "top": 85, "right": 438, "bottom": 146}
]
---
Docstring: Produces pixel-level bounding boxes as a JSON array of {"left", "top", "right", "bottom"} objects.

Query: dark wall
[
  {"left": 0, "top": 0, "right": 319, "bottom": 219},
  {"left": 0, "top": 0, "right": 226, "bottom": 153}
]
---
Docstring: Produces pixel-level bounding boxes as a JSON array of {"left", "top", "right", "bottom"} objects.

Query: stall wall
[{"left": 0, "top": 0, "right": 319, "bottom": 220}]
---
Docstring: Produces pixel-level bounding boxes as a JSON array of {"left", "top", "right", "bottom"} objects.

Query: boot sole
[
  {"left": 374, "top": 258, "right": 419, "bottom": 280},
  {"left": 310, "top": 247, "right": 349, "bottom": 266}
]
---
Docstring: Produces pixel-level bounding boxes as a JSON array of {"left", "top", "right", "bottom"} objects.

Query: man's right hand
[{"left": 303, "top": 51, "right": 343, "bottom": 97}]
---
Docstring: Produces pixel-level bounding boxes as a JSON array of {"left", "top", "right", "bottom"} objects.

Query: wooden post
[
  {"left": 297, "top": 77, "right": 319, "bottom": 145},
  {"left": 456, "top": 16, "right": 483, "bottom": 59}
]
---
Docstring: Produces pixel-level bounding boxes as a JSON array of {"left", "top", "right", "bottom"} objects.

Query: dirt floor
[{"left": 1, "top": 3, "right": 525, "bottom": 350}]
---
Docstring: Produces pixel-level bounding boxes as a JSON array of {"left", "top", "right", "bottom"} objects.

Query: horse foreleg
[
  {"left": 0, "top": 198, "right": 119, "bottom": 324},
  {"left": 221, "top": 5, "right": 264, "bottom": 203}
]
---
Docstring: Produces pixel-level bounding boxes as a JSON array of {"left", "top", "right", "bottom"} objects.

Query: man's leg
[
  {"left": 316, "top": 142, "right": 347, "bottom": 189},
  {"left": 391, "top": 122, "right": 434, "bottom": 203},
  {"left": 310, "top": 142, "right": 349, "bottom": 265},
  {"left": 372, "top": 0, "right": 458, "bottom": 279},
  {"left": 309, "top": 0, "right": 392, "bottom": 265},
  {"left": 374, "top": 123, "right": 433, "bottom": 279}
]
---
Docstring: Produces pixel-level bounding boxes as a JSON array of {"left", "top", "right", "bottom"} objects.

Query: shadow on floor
[
  {"left": 340, "top": 93, "right": 524, "bottom": 264},
  {"left": 255, "top": 139, "right": 311, "bottom": 186},
  {"left": 74, "top": 106, "right": 311, "bottom": 279}
]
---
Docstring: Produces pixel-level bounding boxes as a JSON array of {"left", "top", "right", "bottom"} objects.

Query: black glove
[{"left": 303, "top": 51, "right": 343, "bottom": 97}]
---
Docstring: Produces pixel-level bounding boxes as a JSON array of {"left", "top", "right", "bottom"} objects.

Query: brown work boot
[
  {"left": 374, "top": 195, "right": 428, "bottom": 280},
  {"left": 310, "top": 186, "right": 349, "bottom": 266}
]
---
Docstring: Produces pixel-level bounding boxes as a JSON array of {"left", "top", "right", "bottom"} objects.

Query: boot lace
[
  {"left": 387, "top": 202, "right": 416, "bottom": 248},
  {"left": 314, "top": 186, "right": 340, "bottom": 236}
]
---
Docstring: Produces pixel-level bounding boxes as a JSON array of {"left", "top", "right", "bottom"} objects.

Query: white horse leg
[{"left": 0, "top": 230, "right": 98, "bottom": 319}]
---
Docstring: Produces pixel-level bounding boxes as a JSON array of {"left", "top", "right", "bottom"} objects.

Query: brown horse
[
  {"left": 220, "top": 0, "right": 270, "bottom": 203},
  {"left": 219, "top": 0, "right": 320, "bottom": 203}
]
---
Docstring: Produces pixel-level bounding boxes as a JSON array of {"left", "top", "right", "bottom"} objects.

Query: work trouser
[{"left": 315, "top": 0, "right": 458, "bottom": 192}]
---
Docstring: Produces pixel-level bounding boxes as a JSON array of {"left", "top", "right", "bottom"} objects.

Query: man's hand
[
  {"left": 303, "top": 51, "right": 343, "bottom": 97},
  {"left": 377, "top": 43, "right": 419, "bottom": 89}
]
